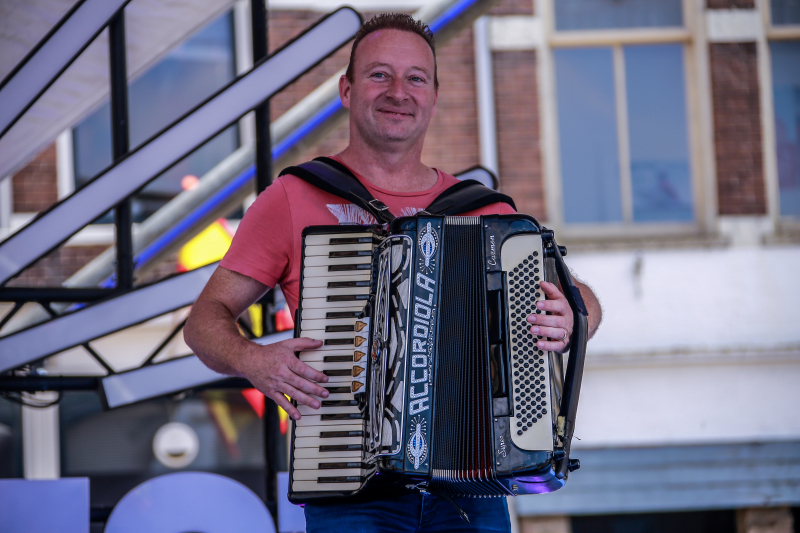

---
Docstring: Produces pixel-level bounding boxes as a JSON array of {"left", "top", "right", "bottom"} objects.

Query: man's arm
[{"left": 184, "top": 266, "right": 329, "bottom": 420}]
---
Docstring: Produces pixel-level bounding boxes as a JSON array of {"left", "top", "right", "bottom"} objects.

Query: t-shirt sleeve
[{"left": 220, "top": 179, "right": 293, "bottom": 288}]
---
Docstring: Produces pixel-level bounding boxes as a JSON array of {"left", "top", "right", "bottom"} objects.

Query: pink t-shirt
[{"left": 220, "top": 159, "right": 516, "bottom": 315}]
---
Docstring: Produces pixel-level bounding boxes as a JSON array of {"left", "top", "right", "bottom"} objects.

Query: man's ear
[
  {"left": 431, "top": 89, "right": 438, "bottom": 117},
  {"left": 339, "top": 75, "right": 351, "bottom": 110}
]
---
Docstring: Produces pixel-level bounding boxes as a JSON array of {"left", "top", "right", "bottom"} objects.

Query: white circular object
[{"left": 152, "top": 422, "right": 199, "bottom": 469}]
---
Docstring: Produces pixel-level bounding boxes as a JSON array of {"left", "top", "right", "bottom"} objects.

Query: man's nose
[{"left": 385, "top": 77, "right": 407, "bottom": 101}]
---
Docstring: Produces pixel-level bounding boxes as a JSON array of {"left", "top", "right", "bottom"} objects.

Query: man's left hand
[{"left": 526, "top": 281, "right": 573, "bottom": 353}]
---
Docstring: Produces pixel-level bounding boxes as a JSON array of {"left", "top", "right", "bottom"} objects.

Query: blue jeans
[{"left": 304, "top": 492, "right": 511, "bottom": 533}]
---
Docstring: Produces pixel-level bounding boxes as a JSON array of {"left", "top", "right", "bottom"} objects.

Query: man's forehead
[{"left": 355, "top": 29, "right": 434, "bottom": 67}]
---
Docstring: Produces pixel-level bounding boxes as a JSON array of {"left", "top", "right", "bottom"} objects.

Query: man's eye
[
  {"left": 411, "top": 76, "right": 425, "bottom": 83},
  {"left": 372, "top": 72, "right": 386, "bottom": 79}
]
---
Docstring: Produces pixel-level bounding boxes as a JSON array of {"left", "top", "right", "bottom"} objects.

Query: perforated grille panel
[{"left": 501, "top": 234, "right": 554, "bottom": 452}]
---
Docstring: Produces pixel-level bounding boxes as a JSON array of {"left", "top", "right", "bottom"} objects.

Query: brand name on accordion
[
  {"left": 488, "top": 234, "right": 497, "bottom": 266},
  {"left": 410, "top": 272, "right": 436, "bottom": 415}
]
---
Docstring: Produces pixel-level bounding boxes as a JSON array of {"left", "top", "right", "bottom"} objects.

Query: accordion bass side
[{"left": 289, "top": 214, "right": 588, "bottom": 503}]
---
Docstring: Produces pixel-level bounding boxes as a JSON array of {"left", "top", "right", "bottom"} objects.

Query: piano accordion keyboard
[{"left": 291, "top": 230, "right": 379, "bottom": 496}]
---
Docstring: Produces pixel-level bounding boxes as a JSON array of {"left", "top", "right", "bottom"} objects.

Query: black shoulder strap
[
  {"left": 425, "top": 178, "right": 516, "bottom": 215},
  {"left": 279, "top": 157, "right": 395, "bottom": 223},
  {"left": 279, "top": 158, "right": 516, "bottom": 222}
]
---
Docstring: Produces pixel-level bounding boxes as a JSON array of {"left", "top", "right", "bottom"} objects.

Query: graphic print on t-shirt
[{"left": 326, "top": 204, "right": 423, "bottom": 225}]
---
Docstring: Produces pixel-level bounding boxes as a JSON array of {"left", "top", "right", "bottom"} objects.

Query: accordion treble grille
[{"left": 430, "top": 222, "right": 500, "bottom": 496}]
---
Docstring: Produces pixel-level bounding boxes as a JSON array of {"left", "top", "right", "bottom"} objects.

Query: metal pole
[
  {"left": 108, "top": 11, "right": 134, "bottom": 291},
  {"left": 251, "top": 0, "right": 282, "bottom": 522}
]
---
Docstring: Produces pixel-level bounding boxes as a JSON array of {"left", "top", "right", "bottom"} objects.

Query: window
[
  {"left": 771, "top": 0, "right": 800, "bottom": 26},
  {"left": 0, "top": 397, "right": 23, "bottom": 478},
  {"left": 72, "top": 12, "right": 238, "bottom": 223},
  {"left": 555, "top": 0, "right": 683, "bottom": 31},
  {"left": 770, "top": 41, "right": 800, "bottom": 217},
  {"left": 554, "top": 44, "right": 693, "bottom": 224}
]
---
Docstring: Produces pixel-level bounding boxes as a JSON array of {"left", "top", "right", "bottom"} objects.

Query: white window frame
[
  {"left": 760, "top": 0, "right": 800, "bottom": 230},
  {"left": 536, "top": 0, "right": 715, "bottom": 240}
]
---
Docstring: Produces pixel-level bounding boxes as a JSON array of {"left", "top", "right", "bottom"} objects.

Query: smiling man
[{"left": 185, "top": 13, "right": 601, "bottom": 533}]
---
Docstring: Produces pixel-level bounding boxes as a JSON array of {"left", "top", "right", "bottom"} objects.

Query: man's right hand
[{"left": 241, "top": 337, "right": 329, "bottom": 421}]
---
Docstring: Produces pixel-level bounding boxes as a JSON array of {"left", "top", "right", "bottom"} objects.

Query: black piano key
[
  {"left": 328, "top": 280, "right": 371, "bottom": 288},
  {"left": 326, "top": 311, "right": 361, "bottom": 319},
  {"left": 320, "top": 430, "right": 363, "bottom": 438},
  {"left": 322, "top": 386, "right": 351, "bottom": 394},
  {"left": 329, "top": 237, "right": 377, "bottom": 245},
  {"left": 325, "top": 338, "right": 354, "bottom": 346},
  {"left": 321, "top": 400, "right": 359, "bottom": 407},
  {"left": 321, "top": 413, "right": 364, "bottom": 421},
  {"left": 319, "top": 462, "right": 369, "bottom": 469},
  {"left": 329, "top": 250, "right": 372, "bottom": 258},
  {"left": 326, "top": 294, "right": 369, "bottom": 302},
  {"left": 323, "top": 369, "right": 352, "bottom": 376},
  {"left": 325, "top": 325, "right": 355, "bottom": 333},
  {"left": 323, "top": 355, "right": 354, "bottom": 363},
  {"left": 329, "top": 264, "right": 371, "bottom": 272},
  {"left": 319, "top": 444, "right": 363, "bottom": 452},
  {"left": 318, "top": 476, "right": 365, "bottom": 483}
]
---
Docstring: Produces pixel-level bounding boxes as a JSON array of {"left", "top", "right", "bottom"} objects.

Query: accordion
[{"left": 289, "top": 214, "right": 588, "bottom": 503}]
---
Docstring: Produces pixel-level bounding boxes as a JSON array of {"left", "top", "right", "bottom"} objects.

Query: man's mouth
[{"left": 380, "top": 109, "right": 411, "bottom": 117}]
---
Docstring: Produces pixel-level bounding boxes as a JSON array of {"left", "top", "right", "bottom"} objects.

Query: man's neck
[{"left": 336, "top": 143, "right": 437, "bottom": 193}]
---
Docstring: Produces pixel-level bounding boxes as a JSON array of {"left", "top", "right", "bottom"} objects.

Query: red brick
[
  {"left": 709, "top": 43, "right": 766, "bottom": 215},
  {"left": 492, "top": 50, "right": 544, "bottom": 219},
  {"left": 11, "top": 144, "right": 58, "bottom": 213}
]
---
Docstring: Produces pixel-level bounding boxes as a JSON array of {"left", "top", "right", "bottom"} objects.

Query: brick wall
[
  {"left": 493, "top": 50, "right": 545, "bottom": 219},
  {"left": 6, "top": 246, "right": 106, "bottom": 287},
  {"left": 490, "top": 0, "right": 535, "bottom": 16},
  {"left": 709, "top": 43, "right": 766, "bottom": 215},
  {"left": 706, "top": 0, "right": 755, "bottom": 9},
  {"left": 11, "top": 143, "right": 58, "bottom": 213}
]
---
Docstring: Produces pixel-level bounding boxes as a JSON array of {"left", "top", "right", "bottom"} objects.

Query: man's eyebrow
[{"left": 363, "top": 62, "right": 432, "bottom": 76}]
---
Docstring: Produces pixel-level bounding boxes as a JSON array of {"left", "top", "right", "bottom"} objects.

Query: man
[{"left": 185, "top": 13, "right": 602, "bottom": 533}]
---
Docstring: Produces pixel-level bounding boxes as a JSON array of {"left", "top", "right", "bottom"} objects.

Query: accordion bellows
[{"left": 289, "top": 214, "right": 588, "bottom": 503}]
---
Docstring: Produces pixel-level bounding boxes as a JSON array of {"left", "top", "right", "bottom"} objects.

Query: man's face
[{"left": 340, "top": 29, "right": 438, "bottom": 149}]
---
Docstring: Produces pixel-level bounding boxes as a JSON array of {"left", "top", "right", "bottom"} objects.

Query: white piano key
[
  {"left": 303, "top": 243, "right": 373, "bottom": 256},
  {"left": 295, "top": 424, "right": 363, "bottom": 437},
  {"left": 293, "top": 447, "right": 362, "bottom": 459},
  {"left": 302, "top": 286, "right": 370, "bottom": 298},
  {"left": 304, "top": 233, "right": 373, "bottom": 246},
  {"left": 304, "top": 393, "right": 354, "bottom": 402},
  {"left": 304, "top": 265, "right": 371, "bottom": 278},
  {"left": 292, "top": 468, "right": 364, "bottom": 481},
  {"left": 302, "top": 298, "right": 366, "bottom": 309},
  {"left": 294, "top": 436, "right": 362, "bottom": 448},
  {"left": 300, "top": 329, "right": 355, "bottom": 341},
  {"left": 300, "top": 317, "right": 357, "bottom": 331},
  {"left": 298, "top": 403, "right": 360, "bottom": 416},
  {"left": 296, "top": 415, "right": 363, "bottom": 427},
  {"left": 302, "top": 274, "right": 370, "bottom": 287},
  {"left": 293, "top": 458, "right": 365, "bottom": 470},
  {"left": 304, "top": 360, "right": 353, "bottom": 373},
  {"left": 292, "top": 480, "right": 362, "bottom": 492},
  {"left": 304, "top": 255, "right": 371, "bottom": 267},
  {"left": 299, "top": 349, "right": 354, "bottom": 362},
  {"left": 300, "top": 307, "right": 363, "bottom": 320}
]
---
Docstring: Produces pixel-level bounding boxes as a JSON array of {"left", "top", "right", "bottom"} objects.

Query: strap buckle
[{"left": 367, "top": 199, "right": 390, "bottom": 212}]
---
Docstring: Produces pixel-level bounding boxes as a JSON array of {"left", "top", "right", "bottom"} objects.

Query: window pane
[
  {"left": 0, "top": 396, "right": 23, "bottom": 478},
  {"left": 555, "top": 47, "right": 622, "bottom": 223},
  {"left": 771, "top": 0, "right": 800, "bottom": 26},
  {"left": 625, "top": 44, "right": 693, "bottom": 222},
  {"left": 72, "top": 12, "right": 237, "bottom": 223},
  {"left": 770, "top": 41, "right": 800, "bottom": 217},
  {"left": 555, "top": 0, "right": 683, "bottom": 31}
]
